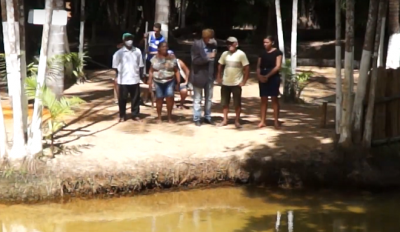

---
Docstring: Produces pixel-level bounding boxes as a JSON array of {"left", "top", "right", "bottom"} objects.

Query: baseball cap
[
  {"left": 226, "top": 37, "right": 238, "bottom": 43},
  {"left": 122, "top": 33, "right": 134, "bottom": 40}
]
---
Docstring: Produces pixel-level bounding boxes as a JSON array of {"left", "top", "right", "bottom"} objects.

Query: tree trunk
[
  {"left": 377, "top": 3, "right": 387, "bottom": 67},
  {"left": 335, "top": 0, "right": 342, "bottom": 135},
  {"left": 290, "top": 0, "right": 298, "bottom": 101},
  {"left": 339, "top": 0, "right": 355, "bottom": 147},
  {"left": 155, "top": 0, "right": 169, "bottom": 42},
  {"left": 1, "top": 0, "right": 11, "bottom": 98},
  {"left": 275, "top": 0, "right": 286, "bottom": 99},
  {"left": 78, "top": 0, "right": 85, "bottom": 59},
  {"left": 352, "top": 0, "right": 379, "bottom": 143},
  {"left": 17, "top": 0, "right": 28, "bottom": 138},
  {"left": 47, "top": 0, "right": 66, "bottom": 99},
  {"left": 180, "top": 0, "right": 186, "bottom": 28},
  {"left": 385, "top": 0, "right": 400, "bottom": 69},
  {"left": 5, "top": 0, "right": 26, "bottom": 159},
  {"left": 28, "top": 0, "right": 54, "bottom": 157},
  {"left": 0, "top": 99, "right": 8, "bottom": 159},
  {"left": 363, "top": 0, "right": 388, "bottom": 147}
]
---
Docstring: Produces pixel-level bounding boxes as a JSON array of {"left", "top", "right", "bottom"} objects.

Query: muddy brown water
[{"left": 0, "top": 186, "right": 399, "bottom": 232}]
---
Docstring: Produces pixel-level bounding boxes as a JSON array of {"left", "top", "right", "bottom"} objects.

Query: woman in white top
[{"left": 168, "top": 50, "right": 191, "bottom": 109}]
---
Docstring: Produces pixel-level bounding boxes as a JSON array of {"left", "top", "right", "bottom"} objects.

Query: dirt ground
[{"left": 0, "top": 66, "right": 352, "bottom": 177}]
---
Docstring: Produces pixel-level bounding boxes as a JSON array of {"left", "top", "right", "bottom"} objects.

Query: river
[{"left": 0, "top": 186, "right": 398, "bottom": 231}]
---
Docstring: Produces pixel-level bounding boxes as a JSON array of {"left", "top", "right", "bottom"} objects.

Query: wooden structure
[
  {"left": 314, "top": 68, "right": 400, "bottom": 146},
  {"left": 370, "top": 68, "right": 400, "bottom": 145}
]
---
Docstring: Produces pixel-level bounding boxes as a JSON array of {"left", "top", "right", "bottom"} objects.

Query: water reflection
[{"left": 0, "top": 187, "right": 398, "bottom": 232}]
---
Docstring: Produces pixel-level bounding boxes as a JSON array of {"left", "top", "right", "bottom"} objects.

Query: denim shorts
[{"left": 154, "top": 80, "right": 175, "bottom": 99}]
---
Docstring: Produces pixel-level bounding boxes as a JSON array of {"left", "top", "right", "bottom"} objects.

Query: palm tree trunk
[
  {"left": 385, "top": 0, "right": 400, "bottom": 69},
  {"left": 155, "top": 0, "right": 169, "bottom": 42},
  {"left": 16, "top": 0, "right": 28, "bottom": 138},
  {"left": 363, "top": 0, "right": 388, "bottom": 147},
  {"left": 0, "top": 99, "right": 8, "bottom": 159},
  {"left": 5, "top": 0, "right": 26, "bottom": 160},
  {"left": 1, "top": 0, "right": 12, "bottom": 99},
  {"left": 335, "top": 0, "right": 342, "bottom": 135},
  {"left": 339, "top": 0, "right": 355, "bottom": 147},
  {"left": 352, "top": 0, "right": 379, "bottom": 143},
  {"left": 377, "top": 3, "right": 387, "bottom": 67},
  {"left": 180, "top": 0, "right": 186, "bottom": 28},
  {"left": 78, "top": 0, "right": 85, "bottom": 59},
  {"left": 28, "top": 0, "right": 54, "bottom": 157},
  {"left": 290, "top": 0, "right": 298, "bottom": 101},
  {"left": 275, "top": 0, "right": 286, "bottom": 99},
  {"left": 47, "top": 0, "right": 66, "bottom": 99}
]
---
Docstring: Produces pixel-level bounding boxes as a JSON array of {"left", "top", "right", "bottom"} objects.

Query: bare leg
[
  {"left": 166, "top": 97, "right": 174, "bottom": 123},
  {"left": 234, "top": 106, "right": 241, "bottom": 128},
  {"left": 156, "top": 98, "right": 163, "bottom": 123},
  {"left": 271, "top": 96, "right": 280, "bottom": 129},
  {"left": 179, "top": 89, "right": 188, "bottom": 109},
  {"left": 258, "top": 97, "right": 268, "bottom": 128},
  {"left": 219, "top": 106, "right": 229, "bottom": 126}
]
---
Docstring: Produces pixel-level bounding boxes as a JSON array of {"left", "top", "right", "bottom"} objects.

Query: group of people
[{"left": 112, "top": 23, "right": 283, "bottom": 129}]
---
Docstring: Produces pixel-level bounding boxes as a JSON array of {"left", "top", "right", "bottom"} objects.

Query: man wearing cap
[
  {"left": 217, "top": 37, "right": 249, "bottom": 128},
  {"left": 112, "top": 33, "right": 144, "bottom": 122},
  {"left": 190, "top": 28, "right": 217, "bottom": 126}
]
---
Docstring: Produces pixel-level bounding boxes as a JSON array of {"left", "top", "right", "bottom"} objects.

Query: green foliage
[
  {"left": 25, "top": 76, "right": 85, "bottom": 140},
  {"left": 1, "top": 52, "right": 89, "bottom": 83},
  {"left": 282, "top": 59, "right": 313, "bottom": 100}
]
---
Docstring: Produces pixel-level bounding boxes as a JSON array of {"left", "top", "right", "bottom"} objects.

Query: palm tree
[
  {"left": 385, "top": 0, "right": 400, "bottom": 69},
  {"left": 335, "top": 0, "right": 342, "bottom": 135},
  {"left": 28, "top": 0, "right": 54, "bottom": 157},
  {"left": 155, "top": 0, "right": 169, "bottom": 42},
  {"left": 5, "top": 0, "right": 26, "bottom": 160},
  {"left": 275, "top": 0, "right": 286, "bottom": 99},
  {"left": 290, "top": 0, "right": 298, "bottom": 101},
  {"left": 364, "top": 0, "right": 388, "bottom": 147},
  {"left": 352, "top": 0, "right": 379, "bottom": 143},
  {"left": 78, "top": 0, "right": 85, "bottom": 60},
  {"left": 47, "top": 0, "right": 66, "bottom": 99},
  {"left": 16, "top": 0, "right": 28, "bottom": 139},
  {"left": 339, "top": 0, "right": 355, "bottom": 147}
]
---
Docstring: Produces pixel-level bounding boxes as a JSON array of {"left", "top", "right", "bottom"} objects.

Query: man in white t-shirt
[
  {"left": 216, "top": 37, "right": 249, "bottom": 128},
  {"left": 112, "top": 33, "right": 144, "bottom": 122}
]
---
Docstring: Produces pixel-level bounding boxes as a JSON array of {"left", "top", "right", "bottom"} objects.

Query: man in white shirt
[{"left": 112, "top": 33, "right": 144, "bottom": 122}]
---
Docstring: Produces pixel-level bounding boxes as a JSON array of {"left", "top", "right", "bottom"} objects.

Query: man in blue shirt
[{"left": 142, "top": 23, "right": 165, "bottom": 75}]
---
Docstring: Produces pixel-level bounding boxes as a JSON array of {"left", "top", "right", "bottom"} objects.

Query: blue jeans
[
  {"left": 193, "top": 81, "right": 213, "bottom": 122},
  {"left": 154, "top": 80, "right": 175, "bottom": 99}
]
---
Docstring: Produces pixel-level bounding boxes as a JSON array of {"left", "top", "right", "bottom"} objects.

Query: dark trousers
[{"left": 118, "top": 84, "right": 140, "bottom": 118}]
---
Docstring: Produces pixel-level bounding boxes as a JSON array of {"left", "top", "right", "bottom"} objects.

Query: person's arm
[
  {"left": 240, "top": 54, "right": 250, "bottom": 86},
  {"left": 179, "top": 60, "right": 190, "bottom": 84},
  {"left": 191, "top": 41, "right": 209, "bottom": 65},
  {"left": 148, "top": 66, "right": 154, "bottom": 90},
  {"left": 138, "top": 49, "right": 145, "bottom": 79},
  {"left": 265, "top": 55, "right": 283, "bottom": 79},
  {"left": 112, "top": 52, "right": 120, "bottom": 77},
  {"left": 256, "top": 57, "right": 261, "bottom": 77},
  {"left": 216, "top": 52, "right": 226, "bottom": 83},
  {"left": 174, "top": 66, "right": 180, "bottom": 85}
]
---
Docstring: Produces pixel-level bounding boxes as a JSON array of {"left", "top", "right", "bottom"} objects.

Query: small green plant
[
  {"left": 281, "top": 59, "right": 313, "bottom": 101},
  {"left": 25, "top": 76, "right": 85, "bottom": 156}
]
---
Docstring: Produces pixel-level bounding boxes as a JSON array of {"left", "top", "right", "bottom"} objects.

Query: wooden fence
[{"left": 369, "top": 67, "right": 400, "bottom": 145}]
